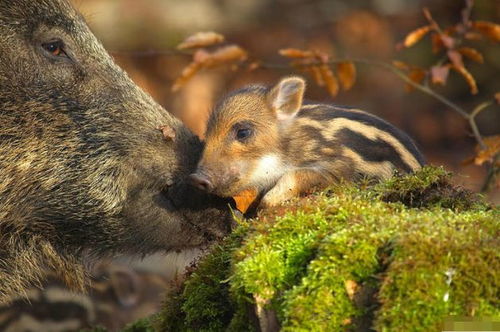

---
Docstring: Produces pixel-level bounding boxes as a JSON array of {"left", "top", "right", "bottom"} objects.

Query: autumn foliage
[{"left": 170, "top": 0, "right": 499, "bottom": 199}]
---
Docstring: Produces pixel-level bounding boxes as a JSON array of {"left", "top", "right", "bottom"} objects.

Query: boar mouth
[
  {"left": 159, "top": 180, "right": 234, "bottom": 242},
  {"left": 119, "top": 178, "right": 233, "bottom": 254}
]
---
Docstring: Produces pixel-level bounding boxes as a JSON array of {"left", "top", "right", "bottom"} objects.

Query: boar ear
[{"left": 267, "top": 76, "right": 305, "bottom": 121}]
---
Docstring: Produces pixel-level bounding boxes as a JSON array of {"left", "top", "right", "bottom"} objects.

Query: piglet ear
[{"left": 267, "top": 76, "right": 305, "bottom": 121}]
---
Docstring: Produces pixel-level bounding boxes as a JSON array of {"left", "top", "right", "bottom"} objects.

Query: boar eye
[{"left": 41, "top": 40, "right": 69, "bottom": 59}]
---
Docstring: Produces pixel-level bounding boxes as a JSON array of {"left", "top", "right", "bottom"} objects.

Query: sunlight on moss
[{"left": 147, "top": 166, "right": 499, "bottom": 332}]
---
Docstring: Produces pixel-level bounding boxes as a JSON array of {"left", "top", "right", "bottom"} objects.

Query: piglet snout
[{"left": 188, "top": 173, "right": 213, "bottom": 192}]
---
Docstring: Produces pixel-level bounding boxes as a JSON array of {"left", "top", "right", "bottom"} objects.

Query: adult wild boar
[{"left": 0, "top": 0, "right": 232, "bottom": 303}]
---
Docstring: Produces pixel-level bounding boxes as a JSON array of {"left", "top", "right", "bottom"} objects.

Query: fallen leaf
[
  {"left": 177, "top": 31, "right": 225, "bottom": 50},
  {"left": 344, "top": 280, "right": 358, "bottom": 300},
  {"left": 431, "top": 65, "right": 450, "bottom": 85},
  {"left": 233, "top": 188, "right": 259, "bottom": 213},
  {"left": 337, "top": 61, "right": 356, "bottom": 90},
  {"left": 403, "top": 25, "right": 431, "bottom": 47},
  {"left": 342, "top": 318, "right": 352, "bottom": 326},
  {"left": 474, "top": 135, "right": 500, "bottom": 166}
]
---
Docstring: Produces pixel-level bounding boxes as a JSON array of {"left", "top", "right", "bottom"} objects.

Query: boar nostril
[{"left": 188, "top": 173, "right": 213, "bottom": 192}]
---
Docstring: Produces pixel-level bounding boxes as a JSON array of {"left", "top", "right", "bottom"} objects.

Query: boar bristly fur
[
  {"left": 0, "top": 0, "right": 232, "bottom": 303},
  {"left": 191, "top": 76, "right": 425, "bottom": 207}
]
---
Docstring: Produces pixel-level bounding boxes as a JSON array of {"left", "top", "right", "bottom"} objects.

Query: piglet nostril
[{"left": 188, "top": 173, "right": 213, "bottom": 192}]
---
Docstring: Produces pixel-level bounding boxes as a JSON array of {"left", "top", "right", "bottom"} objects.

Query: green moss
[
  {"left": 375, "top": 210, "right": 499, "bottom": 331},
  {"left": 157, "top": 226, "right": 254, "bottom": 332},
  {"left": 121, "top": 318, "right": 156, "bottom": 332},
  {"left": 153, "top": 166, "right": 498, "bottom": 332},
  {"left": 375, "top": 166, "right": 486, "bottom": 211},
  {"left": 81, "top": 326, "right": 109, "bottom": 332}
]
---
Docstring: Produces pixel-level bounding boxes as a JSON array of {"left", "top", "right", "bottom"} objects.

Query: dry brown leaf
[
  {"left": 171, "top": 62, "right": 202, "bottom": 92},
  {"left": 309, "top": 65, "right": 325, "bottom": 87},
  {"left": 233, "top": 188, "right": 259, "bottom": 213},
  {"left": 431, "top": 65, "right": 450, "bottom": 85},
  {"left": 279, "top": 48, "right": 315, "bottom": 59},
  {"left": 458, "top": 47, "right": 484, "bottom": 64},
  {"left": 474, "top": 135, "right": 500, "bottom": 166},
  {"left": 342, "top": 319, "right": 352, "bottom": 326},
  {"left": 173, "top": 45, "right": 247, "bottom": 91},
  {"left": 200, "top": 45, "right": 248, "bottom": 68},
  {"left": 472, "top": 21, "right": 500, "bottom": 42},
  {"left": 344, "top": 280, "right": 358, "bottom": 300},
  {"left": 406, "top": 69, "right": 426, "bottom": 92},
  {"left": 337, "top": 61, "right": 356, "bottom": 90},
  {"left": 404, "top": 25, "right": 432, "bottom": 47},
  {"left": 447, "top": 50, "right": 464, "bottom": 69},
  {"left": 431, "top": 33, "right": 444, "bottom": 53},
  {"left": 177, "top": 31, "right": 225, "bottom": 50},
  {"left": 452, "top": 65, "right": 478, "bottom": 94},
  {"left": 443, "top": 25, "right": 458, "bottom": 36},
  {"left": 464, "top": 31, "right": 484, "bottom": 41},
  {"left": 495, "top": 92, "right": 500, "bottom": 105},
  {"left": 319, "top": 65, "right": 339, "bottom": 97}
]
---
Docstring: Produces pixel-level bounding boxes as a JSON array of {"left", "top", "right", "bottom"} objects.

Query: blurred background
[
  {"left": 2, "top": 1, "right": 498, "bottom": 331},
  {"left": 72, "top": 0, "right": 499, "bottom": 198}
]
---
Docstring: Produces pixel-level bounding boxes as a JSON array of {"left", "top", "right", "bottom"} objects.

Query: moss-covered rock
[{"left": 131, "top": 167, "right": 500, "bottom": 331}]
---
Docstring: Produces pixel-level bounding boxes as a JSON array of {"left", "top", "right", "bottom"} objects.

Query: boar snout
[{"left": 189, "top": 172, "right": 214, "bottom": 192}]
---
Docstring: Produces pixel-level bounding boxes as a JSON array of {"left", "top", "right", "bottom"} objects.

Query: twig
[
  {"left": 112, "top": 50, "right": 484, "bottom": 145},
  {"left": 110, "top": 48, "right": 499, "bottom": 192},
  {"left": 468, "top": 101, "right": 494, "bottom": 150},
  {"left": 110, "top": 49, "right": 191, "bottom": 58},
  {"left": 470, "top": 100, "right": 494, "bottom": 119},
  {"left": 357, "top": 60, "right": 470, "bottom": 119},
  {"left": 264, "top": 58, "right": 471, "bottom": 118}
]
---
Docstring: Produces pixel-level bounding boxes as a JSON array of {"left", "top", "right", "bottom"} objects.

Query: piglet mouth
[{"left": 187, "top": 171, "right": 240, "bottom": 198}]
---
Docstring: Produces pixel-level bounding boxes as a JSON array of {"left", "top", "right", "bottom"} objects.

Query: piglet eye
[
  {"left": 236, "top": 128, "right": 252, "bottom": 141},
  {"left": 41, "top": 40, "right": 68, "bottom": 58}
]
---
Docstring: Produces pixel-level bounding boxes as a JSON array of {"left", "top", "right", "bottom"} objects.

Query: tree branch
[{"left": 111, "top": 48, "right": 499, "bottom": 192}]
